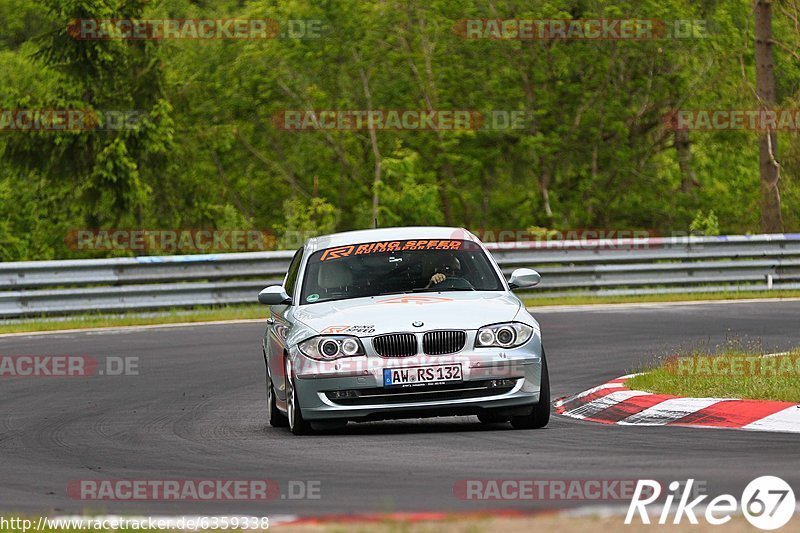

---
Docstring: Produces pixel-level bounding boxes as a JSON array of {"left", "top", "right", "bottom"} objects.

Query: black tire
[
  {"left": 310, "top": 420, "right": 348, "bottom": 431},
  {"left": 510, "top": 349, "right": 551, "bottom": 430},
  {"left": 477, "top": 411, "right": 510, "bottom": 424},
  {"left": 287, "top": 373, "right": 313, "bottom": 436},
  {"left": 267, "top": 371, "right": 289, "bottom": 428}
]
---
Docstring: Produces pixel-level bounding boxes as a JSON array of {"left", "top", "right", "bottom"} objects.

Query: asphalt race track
[{"left": 1, "top": 301, "right": 799, "bottom": 517}]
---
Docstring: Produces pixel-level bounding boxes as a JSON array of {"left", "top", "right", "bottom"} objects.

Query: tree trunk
[
  {"left": 755, "top": 0, "right": 783, "bottom": 232},
  {"left": 540, "top": 168, "right": 553, "bottom": 218},
  {"left": 674, "top": 129, "right": 698, "bottom": 192},
  {"left": 353, "top": 50, "right": 382, "bottom": 227}
]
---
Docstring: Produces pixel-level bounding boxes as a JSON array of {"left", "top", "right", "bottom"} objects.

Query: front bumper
[{"left": 290, "top": 342, "right": 543, "bottom": 421}]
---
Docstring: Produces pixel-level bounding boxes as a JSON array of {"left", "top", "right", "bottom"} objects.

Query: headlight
[
  {"left": 298, "top": 335, "right": 366, "bottom": 360},
  {"left": 475, "top": 322, "right": 534, "bottom": 348}
]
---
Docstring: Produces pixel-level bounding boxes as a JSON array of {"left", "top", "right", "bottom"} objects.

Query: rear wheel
[{"left": 510, "top": 350, "right": 551, "bottom": 430}]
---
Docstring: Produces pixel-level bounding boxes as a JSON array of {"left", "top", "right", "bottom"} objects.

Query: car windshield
[{"left": 300, "top": 239, "right": 504, "bottom": 305}]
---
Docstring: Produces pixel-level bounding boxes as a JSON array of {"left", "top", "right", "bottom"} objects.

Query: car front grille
[
  {"left": 373, "top": 333, "right": 418, "bottom": 357},
  {"left": 423, "top": 330, "right": 467, "bottom": 355},
  {"left": 324, "top": 379, "right": 519, "bottom": 406}
]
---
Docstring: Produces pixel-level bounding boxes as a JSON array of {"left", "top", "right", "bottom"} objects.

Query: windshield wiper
[{"left": 373, "top": 290, "right": 416, "bottom": 297}]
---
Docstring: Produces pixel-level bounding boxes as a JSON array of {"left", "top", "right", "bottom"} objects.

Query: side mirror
[
  {"left": 258, "top": 286, "right": 291, "bottom": 305},
  {"left": 508, "top": 268, "right": 541, "bottom": 290}
]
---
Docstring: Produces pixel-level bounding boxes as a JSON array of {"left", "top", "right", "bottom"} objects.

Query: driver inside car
[{"left": 426, "top": 255, "right": 462, "bottom": 288}]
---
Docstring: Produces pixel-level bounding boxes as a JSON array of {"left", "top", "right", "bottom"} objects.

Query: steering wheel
[{"left": 432, "top": 277, "right": 474, "bottom": 290}]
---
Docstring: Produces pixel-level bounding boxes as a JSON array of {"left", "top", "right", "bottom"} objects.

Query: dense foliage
[{"left": 1, "top": 0, "right": 799, "bottom": 260}]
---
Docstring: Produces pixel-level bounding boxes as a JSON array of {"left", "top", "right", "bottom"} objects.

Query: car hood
[{"left": 293, "top": 292, "right": 523, "bottom": 335}]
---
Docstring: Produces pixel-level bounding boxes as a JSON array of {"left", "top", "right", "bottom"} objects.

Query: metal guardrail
[{"left": 2, "top": 234, "right": 800, "bottom": 317}]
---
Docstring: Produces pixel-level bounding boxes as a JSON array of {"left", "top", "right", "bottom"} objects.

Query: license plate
[{"left": 383, "top": 364, "right": 462, "bottom": 387}]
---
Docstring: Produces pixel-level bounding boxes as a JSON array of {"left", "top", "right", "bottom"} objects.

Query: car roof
[{"left": 306, "top": 226, "right": 480, "bottom": 254}]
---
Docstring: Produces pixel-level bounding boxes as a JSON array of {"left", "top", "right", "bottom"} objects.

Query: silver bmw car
[{"left": 258, "top": 227, "right": 549, "bottom": 435}]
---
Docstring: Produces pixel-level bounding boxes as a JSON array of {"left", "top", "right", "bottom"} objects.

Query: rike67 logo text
[{"left": 626, "top": 477, "right": 795, "bottom": 530}]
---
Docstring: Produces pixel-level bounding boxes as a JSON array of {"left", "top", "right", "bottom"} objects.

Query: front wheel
[
  {"left": 510, "top": 349, "right": 550, "bottom": 430},
  {"left": 286, "top": 360, "right": 312, "bottom": 435},
  {"left": 267, "top": 371, "right": 288, "bottom": 427}
]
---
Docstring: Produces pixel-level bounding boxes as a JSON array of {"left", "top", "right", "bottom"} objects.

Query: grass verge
[
  {"left": 0, "top": 305, "right": 267, "bottom": 335},
  {"left": 1, "top": 289, "right": 800, "bottom": 335},
  {"left": 627, "top": 348, "right": 800, "bottom": 403},
  {"left": 524, "top": 289, "right": 800, "bottom": 307}
]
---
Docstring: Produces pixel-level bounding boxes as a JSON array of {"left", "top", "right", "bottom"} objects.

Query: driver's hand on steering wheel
[{"left": 429, "top": 273, "right": 446, "bottom": 285}]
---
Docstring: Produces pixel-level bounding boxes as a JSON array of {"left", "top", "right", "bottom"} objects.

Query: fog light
[
  {"left": 488, "top": 379, "right": 516, "bottom": 388},
  {"left": 329, "top": 390, "right": 359, "bottom": 399}
]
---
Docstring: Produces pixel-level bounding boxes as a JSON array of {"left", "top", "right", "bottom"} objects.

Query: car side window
[{"left": 284, "top": 247, "right": 304, "bottom": 298}]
